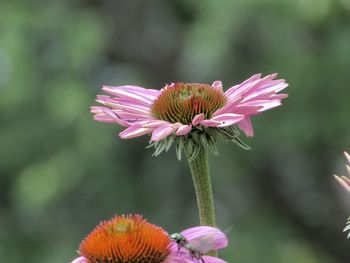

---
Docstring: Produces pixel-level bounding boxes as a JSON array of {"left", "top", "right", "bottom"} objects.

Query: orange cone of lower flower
[{"left": 78, "top": 214, "right": 170, "bottom": 263}]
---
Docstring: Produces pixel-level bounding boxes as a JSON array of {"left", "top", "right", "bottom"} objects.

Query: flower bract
[
  {"left": 71, "top": 214, "right": 228, "bottom": 263},
  {"left": 91, "top": 73, "right": 288, "bottom": 159}
]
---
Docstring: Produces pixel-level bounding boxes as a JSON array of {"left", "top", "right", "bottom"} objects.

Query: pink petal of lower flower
[
  {"left": 211, "top": 81, "right": 223, "bottom": 91},
  {"left": 201, "top": 256, "right": 228, "bottom": 263},
  {"left": 119, "top": 125, "right": 153, "bottom": 139},
  {"left": 192, "top": 113, "right": 205, "bottom": 126},
  {"left": 181, "top": 226, "right": 228, "bottom": 253},
  {"left": 71, "top": 257, "right": 88, "bottom": 263},
  {"left": 151, "top": 124, "right": 176, "bottom": 142},
  {"left": 238, "top": 117, "right": 254, "bottom": 137},
  {"left": 176, "top": 124, "right": 192, "bottom": 136}
]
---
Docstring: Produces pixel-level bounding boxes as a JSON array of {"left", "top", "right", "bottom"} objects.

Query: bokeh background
[{"left": 1, "top": 0, "right": 350, "bottom": 262}]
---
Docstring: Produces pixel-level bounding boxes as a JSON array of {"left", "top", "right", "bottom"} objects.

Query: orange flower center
[
  {"left": 151, "top": 83, "right": 226, "bottom": 125},
  {"left": 79, "top": 215, "right": 171, "bottom": 263}
]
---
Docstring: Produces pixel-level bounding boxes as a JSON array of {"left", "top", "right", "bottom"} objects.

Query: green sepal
[
  {"left": 148, "top": 125, "right": 251, "bottom": 159},
  {"left": 231, "top": 136, "right": 251, "bottom": 150}
]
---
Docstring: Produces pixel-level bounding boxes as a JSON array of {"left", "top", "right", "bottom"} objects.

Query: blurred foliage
[{"left": 1, "top": 0, "right": 350, "bottom": 262}]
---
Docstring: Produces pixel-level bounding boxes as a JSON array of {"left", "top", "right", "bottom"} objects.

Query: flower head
[
  {"left": 71, "top": 214, "right": 228, "bottom": 263},
  {"left": 333, "top": 151, "right": 350, "bottom": 193},
  {"left": 91, "top": 73, "right": 288, "bottom": 158}
]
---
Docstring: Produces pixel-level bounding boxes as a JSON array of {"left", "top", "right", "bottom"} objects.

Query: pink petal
[
  {"left": 200, "top": 120, "right": 221, "bottom": 127},
  {"left": 71, "top": 257, "right": 88, "bottom": 263},
  {"left": 269, "top": 93, "right": 289, "bottom": 100},
  {"left": 115, "top": 85, "right": 160, "bottom": 98},
  {"left": 239, "top": 73, "right": 262, "bottom": 85},
  {"left": 140, "top": 120, "right": 170, "bottom": 128},
  {"left": 225, "top": 73, "right": 287, "bottom": 102},
  {"left": 176, "top": 124, "right": 192, "bottom": 136},
  {"left": 238, "top": 117, "right": 254, "bottom": 137},
  {"left": 212, "top": 97, "right": 243, "bottom": 117},
  {"left": 334, "top": 175, "right": 350, "bottom": 192},
  {"left": 91, "top": 106, "right": 129, "bottom": 126},
  {"left": 97, "top": 96, "right": 151, "bottom": 115},
  {"left": 202, "top": 114, "right": 244, "bottom": 127},
  {"left": 211, "top": 81, "right": 223, "bottom": 91},
  {"left": 181, "top": 226, "right": 228, "bottom": 253},
  {"left": 233, "top": 105, "right": 262, "bottom": 115},
  {"left": 151, "top": 123, "right": 179, "bottom": 142},
  {"left": 102, "top": 86, "right": 155, "bottom": 106},
  {"left": 344, "top": 151, "right": 350, "bottom": 165},
  {"left": 113, "top": 111, "right": 152, "bottom": 122},
  {"left": 119, "top": 125, "right": 153, "bottom": 139},
  {"left": 93, "top": 114, "right": 117, "bottom": 123},
  {"left": 192, "top": 113, "right": 205, "bottom": 126},
  {"left": 201, "top": 256, "right": 228, "bottom": 263},
  {"left": 96, "top": 95, "right": 151, "bottom": 112}
]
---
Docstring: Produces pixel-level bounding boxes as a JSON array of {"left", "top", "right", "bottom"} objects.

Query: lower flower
[{"left": 71, "top": 214, "right": 228, "bottom": 263}]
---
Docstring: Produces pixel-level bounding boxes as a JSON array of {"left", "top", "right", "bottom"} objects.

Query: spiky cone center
[
  {"left": 79, "top": 215, "right": 171, "bottom": 263},
  {"left": 151, "top": 83, "right": 226, "bottom": 125}
]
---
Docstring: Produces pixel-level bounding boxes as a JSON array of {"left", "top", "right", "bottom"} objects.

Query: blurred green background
[{"left": 1, "top": 0, "right": 350, "bottom": 262}]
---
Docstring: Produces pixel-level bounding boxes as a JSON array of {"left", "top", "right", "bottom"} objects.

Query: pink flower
[
  {"left": 91, "top": 73, "right": 288, "bottom": 142},
  {"left": 71, "top": 215, "right": 228, "bottom": 263},
  {"left": 334, "top": 151, "right": 350, "bottom": 193}
]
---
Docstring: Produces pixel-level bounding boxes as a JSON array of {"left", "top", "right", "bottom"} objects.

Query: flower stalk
[
  {"left": 186, "top": 147, "right": 216, "bottom": 227},
  {"left": 186, "top": 147, "right": 217, "bottom": 256}
]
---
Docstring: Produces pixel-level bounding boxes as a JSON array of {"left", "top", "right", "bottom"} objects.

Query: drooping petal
[
  {"left": 151, "top": 123, "right": 181, "bottom": 142},
  {"left": 176, "top": 124, "right": 192, "bottom": 136},
  {"left": 119, "top": 125, "right": 153, "bottom": 139},
  {"left": 71, "top": 256, "right": 88, "bottom": 263},
  {"left": 238, "top": 117, "right": 254, "bottom": 137}
]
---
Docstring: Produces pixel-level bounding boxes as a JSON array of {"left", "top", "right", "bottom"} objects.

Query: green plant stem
[
  {"left": 186, "top": 147, "right": 217, "bottom": 256},
  {"left": 186, "top": 148, "right": 216, "bottom": 226}
]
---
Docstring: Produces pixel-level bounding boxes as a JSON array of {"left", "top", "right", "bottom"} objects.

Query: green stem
[
  {"left": 185, "top": 147, "right": 216, "bottom": 227},
  {"left": 186, "top": 147, "right": 217, "bottom": 256}
]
